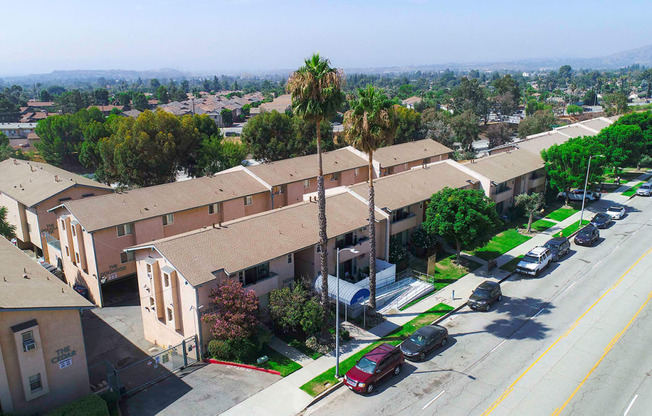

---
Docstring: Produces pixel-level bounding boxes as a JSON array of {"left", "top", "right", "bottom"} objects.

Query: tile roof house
[
  {"left": 401, "top": 96, "right": 423, "bottom": 109},
  {"left": 0, "top": 159, "right": 112, "bottom": 262},
  {"left": 0, "top": 238, "right": 92, "bottom": 415},
  {"left": 259, "top": 94, "right": 292, "bottom": 113}
]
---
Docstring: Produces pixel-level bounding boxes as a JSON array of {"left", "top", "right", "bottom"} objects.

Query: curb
[{"left": 204, "top": 358, "right": 281, "bottom": 376}]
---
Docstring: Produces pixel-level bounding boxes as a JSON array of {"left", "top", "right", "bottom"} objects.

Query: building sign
[
  {"left": 99, "top": 264, "right": 127, "bottom": 282},
  {"left": 51, "top": 346, "right": 76, "bottom": 367}
]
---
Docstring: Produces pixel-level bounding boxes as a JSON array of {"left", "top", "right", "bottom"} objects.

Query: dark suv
[
  {"left": 468, "top": 281, "right": 502, "bottom": 311},
  {"left": 574, "top": 224, "right": 599, "bottom": 246},
  {"left": 344, "top": 343, "right": 404, "bottom": 394},
  {"left": 543, "top": 237, "right": 571, "bottom": 261}
]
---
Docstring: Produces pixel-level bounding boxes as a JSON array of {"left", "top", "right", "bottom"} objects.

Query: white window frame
[
  {"left": 164, "top": 273, "right": 170, "bottom": 287},
  {"left": 208, "top": 203, "right": 220, "bottom": 215},
  {"left": 163, "top": 213, "right": 174, "bottom": 226},
  {"left": 167, "top": 308, "right": 173, "bottom": 321},
  {"left": 28, "top": 373, "right": 42, "bottom": 392},
  {"left": 303, "top": 179, "right": 310, "bottom": 188},
  {"left": 244, "top": 195, "right": 253, "bottom": 206},
  {"left": 117, "top": 223, "right": 133, "bottom": 237},
  {"left": 354, "top": 168, "right": 359, "bottom": 176},
  {"left": 120, "top": 251, "right": 135, "bottom": 264}
]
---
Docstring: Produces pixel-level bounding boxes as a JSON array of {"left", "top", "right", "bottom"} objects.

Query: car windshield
[
  {"left": 521, "top": 255, "right": 539, "bottom": 263},
  {"left": 545, "top": 241, "right": 561, "bottom": 249},
  {"left": 409, "top": 333, "right": 427, "bottom": 346},
  {"left": 641, "top": 185, "right": 651, "bottom": 189},
  {"left": 593, "top": 214, "right": 608, "bottom": 221},
  {"left": 608, "top": 206, "right": 621, "bottom": 212},
  {"left": 355, "top": 357, "right": 377, "bottom": 374},
  {"left": 474, "top": 288, "right": 491, "bottom": 297}
]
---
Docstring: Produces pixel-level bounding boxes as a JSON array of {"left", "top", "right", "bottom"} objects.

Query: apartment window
[
  {"left": 61, "top": 219, "right": 66, "bottom": 230},
  {"left": 208, "top": 203, "right": 220, "bottom": 215},
  {"left": 354, "top": 168, "right": 359, "bottom": 176},
  {"left": 120, "top": 251, "right": 135, "bottom": 264},
  {"left": 303, "top": 179, "right": 310, "bottom": 188},
  {"left": 117, "top": 223, "right": 133, "bottom": 237},
  {"left": 146, "top": 263, "right": 152, "bottom": 273},
  {"left": 331, "top": 172, "right": 340, "bottom": 181},
  {"left": 58, "top": 197, "right": 72, "bottom": 202},
  {"left": 65, "top": 246, "right": 70, "bottom": 257},
  {"left": 149, "top": 297, "right": 155, "bottom": 306},
  {"left": 82, "top": 193, "right": 94, "bottom": 198},
  {"left": 29, "top": 374, "right": 42, "bottom": 392},
  {"left": 162, "top": 213, "right": 174, "bottom": 226},
  {"left": 272, "top": 185, "right": 284, "bottom": 194},
  {"left": 495, "top": 182, "right": 509, "bottom": 194},
  {"left": 22, "top": 331, "right": 36, "bottom": 351},
  {"left": 71, "top": 225, "right": 76, "bottom": 237},
  {"left": 239, "top": 262, "right": 270, "bottom": 286},
  {"left": 287, "top": 254, "right": 292, "bottom": 264},
  {"left": 75, "top": 253, "right": 80, "bottom": 264},
  {"left": 244, "top": 195, "right": 253, "bottom": 206},
  {"left": 167, "top": 308, "right": 173, "bottom": 322},
  {"left": 164, "top": 273, "right": 170, "bottom": 287},
  {"left": 391, "top": 207, "right": 411, "bottom": 223}
]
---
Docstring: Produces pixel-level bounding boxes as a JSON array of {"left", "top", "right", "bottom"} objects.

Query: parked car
[
  {"left": 399, "top": 325, "right": 448, "bottom": 361},
  {"left": 557, "top": 189, "right": 601, "bottom": 202},
  {"left": 543, "top": 237, "right": 571, "bottom": 261},
  {"left": 344, "top": 343, "right": 404, "bottom": 394},
  {"left": 468, "top": 281, "right": 502, "bottom": 311},
  {"left": 636, "top": 183, "right": 652, "bottom": 196},
  {"left": 516, "top": 246, "right": 552, "bottom": 276},
  {"left": 590, "top": 213, "right": 613, "bottom": 229},
  {"left": 606, "top": 205, "right": 626, "bottom": 220},
  {"left": 574, "top": 224, "right": 600, "bottom": 246}
]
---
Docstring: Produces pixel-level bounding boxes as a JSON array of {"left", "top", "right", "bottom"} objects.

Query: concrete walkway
[
  {"left": 222, "top": 185, "right": 643, "bottom": 416},
  {"left": 267, "top": 336, "right": 313, "bottom": 367}
]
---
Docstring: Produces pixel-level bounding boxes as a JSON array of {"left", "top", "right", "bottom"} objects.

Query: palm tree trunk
[
  {"left": 316, "top": 119, "right": 329, "bottom": 324},
  {"left": 367, "top": 152, "right": 376, "bottom": 310}
]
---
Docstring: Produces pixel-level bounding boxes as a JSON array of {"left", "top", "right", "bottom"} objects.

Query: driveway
[{"left": 122, "top": 363, "right": 281, "bottom": 416}]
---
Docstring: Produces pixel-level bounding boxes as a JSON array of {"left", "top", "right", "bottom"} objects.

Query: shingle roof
[
  {"left": 580, "top": 117, "right": 612, "bottom": 132},
  {"left": 348, "top": 160, "right": 475, "bottom": 211},
  {"left": 0, "top": 159, "right": 112, "bottom": 208},
  {"left": 517, "top": 131, "right": 572, "bottom": 156},
  {"left": 259, "top": 94, "right": 292, "bottom": 113},
  {"left": 0, "top": 238, "right": 92, "bottom": 310},
  {"left": 61, "top": 170, "right": 270, "bottom": 232},
  {"left": 132, "top": 192, "right": 370, "bottom": 286},
  {"left": 372, "top": 139, "right": 453, "bottom": 168},
  {"left": 553, "top": 124, "right": 596, "bottom": 138},
  {"left": 463, "top": 149, "right": 544, "bottom": 184},
  {"left": 246, "top": 148, "right": 367, "bottom": 186}
]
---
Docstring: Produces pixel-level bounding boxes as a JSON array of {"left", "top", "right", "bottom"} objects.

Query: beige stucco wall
[
  {"left": 0, "top": 309, "right": 89, "bottom": 415},
  {"left": 1, "top": 193, "right": 29, "bottom": 244}
]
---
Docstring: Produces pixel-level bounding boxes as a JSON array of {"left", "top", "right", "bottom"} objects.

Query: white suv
[{"left": 516, "top": 246, "right": 552, "bottom": 277}]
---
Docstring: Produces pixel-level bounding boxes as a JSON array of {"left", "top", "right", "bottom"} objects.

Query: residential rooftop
[
  {"left": 516, "top": 130, "right": 573, "bottom": 156},
  {"left": 245, "top": 148, "right": 367, "bottom": 186},
  {"left": 348, "top": 160, "right": 475, "bottom": 211},
  {"left": 371, "top": 139, "right": 453, "bottom": 168},
  {"left": 130, "top": 192, "right": 369, "bottom": 287},
  {"left": 0, "top": 159, "right": 112, "bottom": 208},
  {"left": 259, "top": 94, "right": 292, "bottom": 113},
  {"left": 553, "top": 124, "right": 597, "bottom": 138},
  {"left": 463, "top": 149, "right": 545, "bottom": 184},
  {"left": 0, "top": 238, "right": 92, "bottom": 310},
  {"left": 579, "top": 117, "right": 613, "bottom": 132},
  {"left": 59, "top": 170, "right": 270, "bottom": 232}
]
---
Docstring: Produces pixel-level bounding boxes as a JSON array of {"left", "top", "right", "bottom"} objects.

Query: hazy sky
[{"left": 1, "top": 0, "right": 651, "bottom": 76}]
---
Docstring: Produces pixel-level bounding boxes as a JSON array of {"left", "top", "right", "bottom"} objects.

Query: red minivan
[{"left": 344, "top": 343, "right": 404, "bottom": 394}]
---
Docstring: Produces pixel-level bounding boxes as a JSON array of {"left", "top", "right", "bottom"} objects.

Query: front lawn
[
  {"left": 471, "top": 229, "right": 532, "bottom": 261},
  {"left": 499, "top": 255, "right": 524, "bottom": 272},
  {"left": 276, "top": 333, "right": 322, "bottom": 360},
  {"left": 523, "top": 219, "right": 556, "bottom": 232},
  {"left": 553, "top": 219, "right": 590, "bottom": 238},
  {"left": 258, "top": 346, "right": 302, "bottom": 377},
  {"left": 299, "top": 303, "right": 454, "bottom": 397},
  {"left": 622, "top": 182, "right": 643, "bottom": 197},
  {"left": 427, "top": 253, "right": 481, "bottom": 289},
  {"left": 544, "top": 207, "right": 579, "bottom": 222}
]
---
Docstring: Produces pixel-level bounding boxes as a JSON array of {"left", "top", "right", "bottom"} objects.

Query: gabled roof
[
  {"left": 553, "top": 124, "right": 596, "bottom": 138},
  {"left": 579, "top": 117, "right": 613, "bottom": 132},
  {"left": 348, "top": 160, "right": 475, "bottom": 211},
  {"left": 245, "top": 148, "right": 367, "bottom": 186},
  {"left": 463, "top": 149, "right": 544, "bottom": 184},
  {"left": 130, "top": 192, "right": 370, "bottom": 287},
  {"left": 0, "top": 238, "right": 92, "bottom": 310},
  {"left": 0, "top": 159, "right": 112, "bottom": 208},
  {"left": 372, "top": 139, "right": 453, "bottom": 168},
  {"left": 517, "top": 131, "right": 572, "bottom": 156},
  {"left": 60, "top": 170, "right": 270, "bottom": 232},
  {"left": 259, "top": 94, "right": 292, "bottom": 113}
]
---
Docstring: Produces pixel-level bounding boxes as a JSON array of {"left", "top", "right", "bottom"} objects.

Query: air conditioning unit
[{"left": 23, "top": 339, "right": 36, "bottom": 352}]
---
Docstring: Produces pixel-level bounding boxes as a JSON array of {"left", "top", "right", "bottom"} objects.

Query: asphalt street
[{"left": 304, "top": 193, "right": 652, "bottom": 416}]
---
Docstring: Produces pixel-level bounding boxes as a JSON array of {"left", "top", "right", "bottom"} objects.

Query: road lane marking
[
  {"left": 422, "top": 390, "right": 445, "bottom": 410},
  {"left": 592, "top": 259, "right": 603, "bottom": 269},
  {"left": 481, "top": 247, "right": 652, "bottom": 416},
  {"left": 532, "top": 308, "right": 545, "bottom": 319},
  {"left": 551, "top": 291, "right": 652, "bottom": 415},
  {"left": 623, "top": 394, "right": 638, "bottom": 416},
  {"left": 489, "top": 339, "right": 507, "bottom": 354},
  {"left": 563, "top": 282, "right": 577, "bottom": 293}
]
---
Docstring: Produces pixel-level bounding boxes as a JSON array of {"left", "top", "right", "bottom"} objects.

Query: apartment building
[
  {"left": 461, "top": 149, "right": 546, "bottom": 213},
  {"left": 242, "top": 148, "right": 369, "bottom": 208},
  {"left": 49, "top": 170, "right": 271, "bottom": 307},
  {"left": 0, "top": 159, "right": 112, "bottom": 263},
  {"left": 363, "top": 139, "right": 453, "bottom": 177},
  {"left": 126, "top": 191, "right": 386, "bottom": 352},
  {"left": 348, "top": 159, "right": 478, "bottom": 247},
  {"left": 0, "top": 238, "right": 92, "bottom": 415}
]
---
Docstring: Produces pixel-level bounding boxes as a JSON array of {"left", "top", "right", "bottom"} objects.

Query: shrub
[
  {"left": 411, "top": 226, "right": 436, "bottom": 249},
  {"left": 389, "top": 238, "right": 408, "bottom": 264},
  {"left": 208, "top": 339, "right": 230, "bottom": 360},
  {"left": 45, "top": 394, "right": 109, "bottom": 416},
  {"left": 300, "top": 297, "right": 323, "bottom": 336},
  {"left": 639, "top": 155, "right": 652, "bottom": 168}
]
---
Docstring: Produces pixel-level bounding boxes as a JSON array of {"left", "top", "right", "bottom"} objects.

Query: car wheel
[
  {"left": 485, "top": 304, "right": 490, "bottom": 312},
  {"left": 419, "top": 352, "right": 425, "bottom": 361},
  {"left": 534, "top": 269, "right": 540, "bottom": 277},
  {"left": 441, "top": 337, "right": 448, "bottom": 347},
  {"left": 393, "top": 365, "right": 402, "bottom": 376},
  {"left": 366, "top": 383, "right": 374, "bottom": 394}
]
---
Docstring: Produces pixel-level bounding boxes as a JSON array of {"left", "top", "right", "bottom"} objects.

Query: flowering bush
[{"left": 202, "top": 279, "right": 259, "bottom": 341}]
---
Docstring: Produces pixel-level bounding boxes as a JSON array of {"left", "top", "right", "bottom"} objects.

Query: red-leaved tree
[{"left": 202, "top": 279, "right": 259, "bottom": 340}]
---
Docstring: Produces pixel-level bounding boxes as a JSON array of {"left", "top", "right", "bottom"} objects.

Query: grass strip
[
  {"left": 553, "top": 219, "right": 590, "bottom": 238},
  {"left": 258, "top": 346, "right": 302, "bottom": 377},
  {"left": 472, "top": 229, "right": 531, "bottom": 261},
  {"left": 544, "top": 207, "right": 579, "bottom": 222},
  {"left": 523, "top": 219, "right": 556, "bottom": 232},
  {"left": 622, "top": 182, "right": 643, "bottom": 197},
  {"left": 499, "top": 255, "right": 524, "bottom": 272},
  {"left": 299, "top": 303, "right": 454, "bottom": 397}
]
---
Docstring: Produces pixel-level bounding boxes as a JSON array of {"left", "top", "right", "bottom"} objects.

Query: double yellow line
[{"left": 481, "top": 247, "right": 652, "bottom": 416}]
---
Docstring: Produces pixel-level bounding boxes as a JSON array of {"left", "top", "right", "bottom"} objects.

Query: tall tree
[
  {"left": 451, "top": 110, "right": 479, "bottom": 151},
  {"left": 0, "top": 206, "right": 15, "bottom": 239},
  {"left": 424, "top": 187, "right": 499, "bottom": 264},
  {"left": 515, "top": 193, "right": 544, "bottom": 233},
  {"left": 450, "top": 77, "right": 488, "bottom": 119},
  {"left": 286, "top": 54, "right": 344, "bottom": 324},
  {"left": 393, "top": 106, "right": 422, "bottom": 143},
  {"left": 343, "top": 85, "right": 397, "bottom": 310}
]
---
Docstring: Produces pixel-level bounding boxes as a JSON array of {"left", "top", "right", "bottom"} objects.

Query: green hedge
[{"left": 46, "top": 394, "right": 109, "bottom": 416}]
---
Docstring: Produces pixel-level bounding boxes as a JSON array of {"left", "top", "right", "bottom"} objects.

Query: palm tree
[
  {"left": 287, "top": 54, "right": 344, "bottom": 320},
  {"left": 343, "top": 85, "right": 397, "bottom": 310}
]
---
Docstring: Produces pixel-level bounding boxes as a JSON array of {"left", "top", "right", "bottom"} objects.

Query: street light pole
[
  {"left": 579, "top": 154, "right": 604, "bottom": 227},
  {"left": 335, "top": 246, "right": 359, "bottom": 379}
]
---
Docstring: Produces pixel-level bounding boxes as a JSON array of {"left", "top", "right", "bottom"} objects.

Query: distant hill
[{"left": 2, "top": 68, "right": 189, "bottom": 85}]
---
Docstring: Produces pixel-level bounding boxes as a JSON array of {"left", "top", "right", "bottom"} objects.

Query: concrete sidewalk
[{"left": 222, "top": 186, "right": 644, "bottom": 416}]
